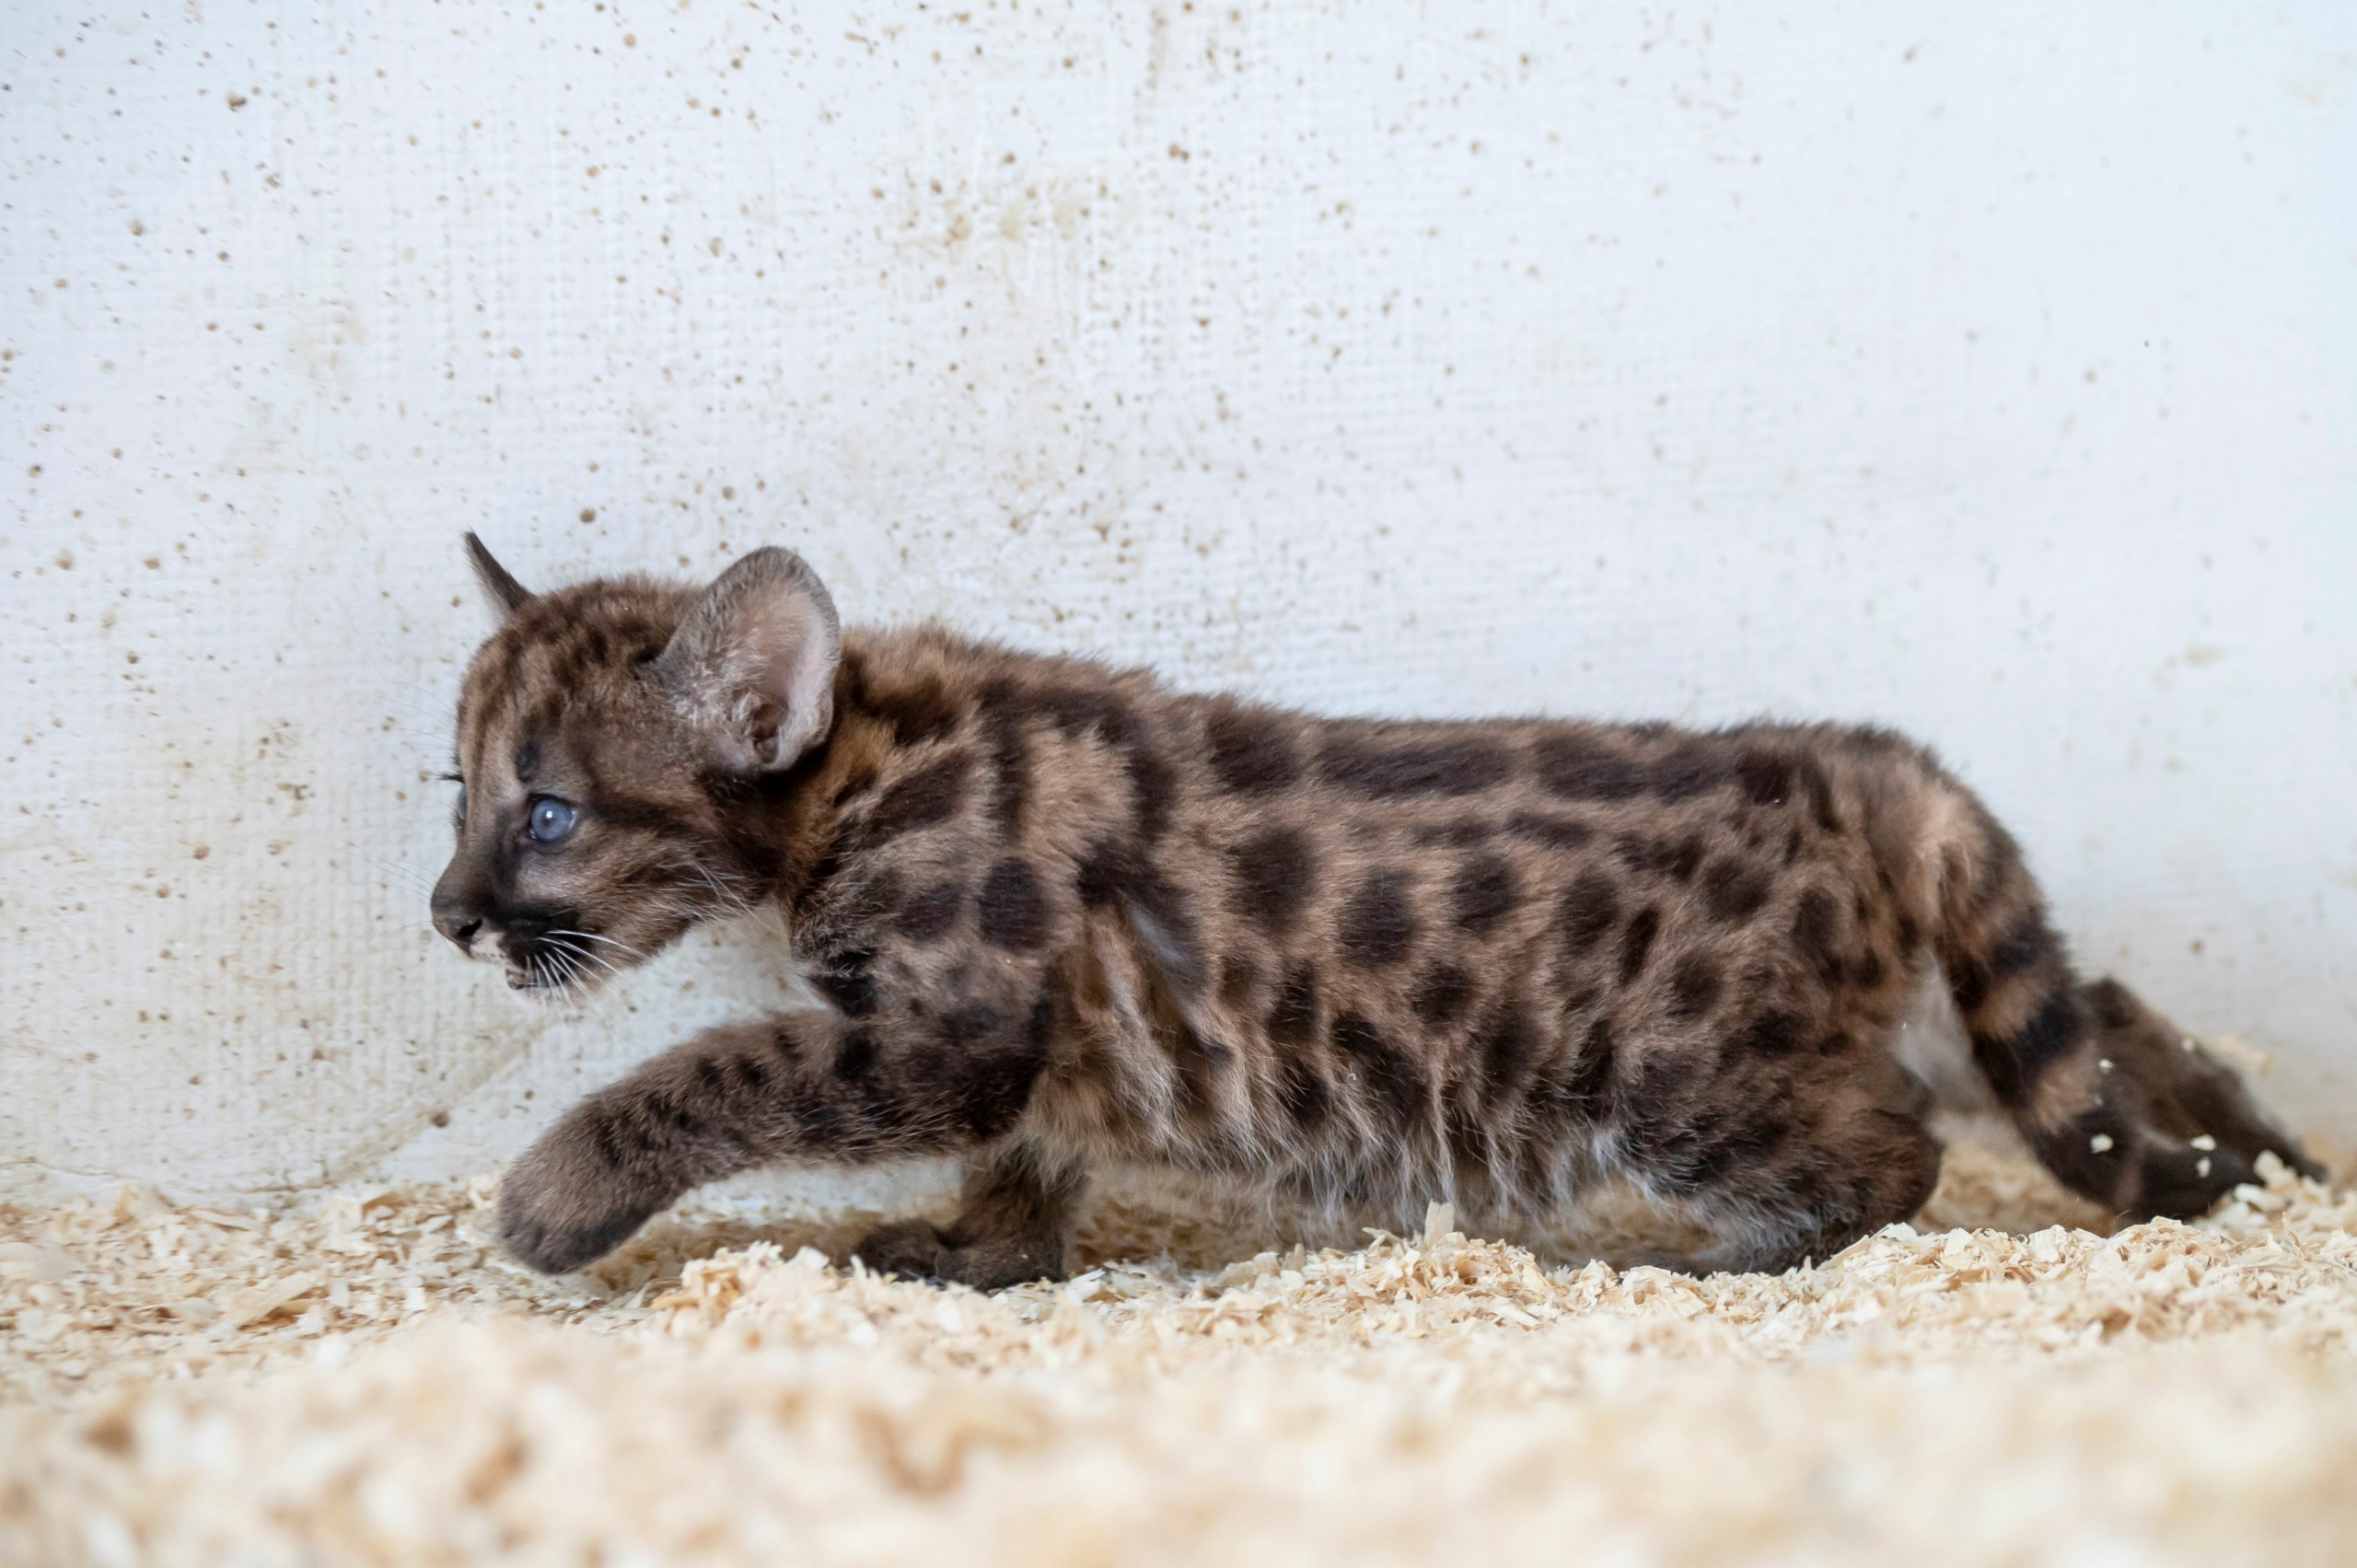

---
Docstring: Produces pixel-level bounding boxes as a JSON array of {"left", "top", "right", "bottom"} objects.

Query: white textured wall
[{"left": 5, "top": 1, "right": 2353, "bottom": 1202}]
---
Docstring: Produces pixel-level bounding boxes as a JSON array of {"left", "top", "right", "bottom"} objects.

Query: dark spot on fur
[
  {"left": 1648, "top": 739, "right": 1735, "bottom": 800},
  {"left": 869, "top": 675, "right": 963, "bottom": 747},
  {"left": 1122, "top": 738, "right": 1178, "bottom": 844},
  {"left": 1701, "top": 858, "right": 1771, "bottom": 923},
  {"left": 1531, "top": 731, "right": 1648, "bottom": 800},
  {"left": 1035, "top": 684, "right": 1129, "bottom": 744},
  {"left": 1338, "top": 869, "right": 1418, "bottom": 970},
  {"left": 1987, "top": 914, "right": 2052, "bottom": 981},
  {"left": 815, "top": 950, "right": 877, "bottom": 1018},
  {"left": 1504, "top": 811, "right": 1595, "bottom": 849},
  {"left": 730, "top": 1052, "right": 770, "bottom": 1095},
  {"left": 1972, "top": 985, "right": 2084, "bottom": 1105},
  {"left": 1792, "top": 888, "right": 1842, "bottom": 983},
  {"left": 1559, "top": 870, "right": 1620, "bottom": 955},
  {"left": 1615, "top": 831, "right": 1704, "bottom": 884},
  {"left": 1617, "top": 907, "right": 1661, "bottom": 984},
  {"left": 1737, "top": 1009, "right": 1802, "bottom": 1056},
  {"left": 1951, "top": 958, "right": 1992, "bottom": 1016},
  {"left": 975, "top": 680, "right": 1033, "bottom": 830},
  {"left": 1450, "top": 852, "right": 1519, "bottom": 934},
  {"left": 1413, "top": 820, "right": 1495, "bottom": 846},
  {"left": 515, "top": 738, "right": 540, "bottom": 781},
  {"left": 1319, "top": 735, "right": 1513, "bottom": 797},
  {"left": 641, "top": 1087, "right": 700, "bottom": 1137},
  {"left": 1333, "top": 1012, "right": 1425, "bottom": 1123},
  {"left": 1473, "top": 1006, "right": 1537, "bottom": 1101},
  {"left": 977, "top": 858, "right": 1051, "bottom": 950},
  {"left": 765, "top": 1074, "right": 842, "bottom": 1148},
  {"left": 936, "top": 1000, "right": 1005, "bottom": 1052},
  {"left": 1229, "top": 826, "right": 1318, "bottom": 935},
  {"left": 694, "top": 1057, "right": 726, "bottom": 1098},
  {"left": 866, "top": 751, "right": 971, "bottom": 841},
  {"left": 1278, "top": 1052, "right": 1331, "bottom": 1125},
  {"left": 1204, "top": 703, "right": 1302, "bottom": 794},
  {"left": 947, "top": 1002, "right": 1051, "bottom": 1141},
  {"left": 1217, "top": 954, "right": 1262, "bottom": 1010},
  {"left": 896, "top": 880, "right": 964, "bottom": 943},
  {"left": 1269, "top": 964, "right": 1320, "bottom": 1045},
  {"left": 1736, "top": 747, "right": 1794, "bottom": 806},
  {"left": 830, "top": 1029, "right": 873, "bottom": 1078},
  {"left": 1411, "top": 962, "right": 1474, "bottom": 1026},
  {"left": 587, "top": 1108, "right": 627, "bottom": 1170},
  {"left": 1804, "top": 762, "right": 1840, "bottom": 832},
  {"left": 1666, "top": 954, "right": 1722, "bottom": 1019},
  {"left": 1074, "top": 838, "right": 1139, "bottom": 908},
  {"left": 1564, "top": 1016, "right": 1616, "bottom": 1109}
]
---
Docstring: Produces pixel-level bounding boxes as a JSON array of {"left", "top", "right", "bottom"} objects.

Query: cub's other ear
[
  {"left": 463, "top": 532, "right": 533, "bottom": 618},
  {"left": 653, "top": 547, "right": 842, "bottom": 774}
]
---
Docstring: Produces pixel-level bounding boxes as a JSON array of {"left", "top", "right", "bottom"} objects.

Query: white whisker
[
  {"left": 550, "top": 927, "right": 651, "bottom": 963},
  {"left": 543, "top": 935, "right": 622, "bottom": 982}
]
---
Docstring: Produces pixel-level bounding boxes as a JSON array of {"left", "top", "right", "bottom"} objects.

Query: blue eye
[{"left": 527, "top": 796, "right": 577, "bottom": 843}]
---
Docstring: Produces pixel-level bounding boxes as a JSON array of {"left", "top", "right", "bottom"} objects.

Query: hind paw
[
  {"left": 852, "top": 1218, "right": 949, "bottom": 1281},
  {"left": 2134, "top": 1137, "right": 2260, "bottom": 1219}
]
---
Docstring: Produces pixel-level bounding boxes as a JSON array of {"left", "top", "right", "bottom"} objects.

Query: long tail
[{"left": 1926, "top": 794, "right": 2322, "bottom": 1214}]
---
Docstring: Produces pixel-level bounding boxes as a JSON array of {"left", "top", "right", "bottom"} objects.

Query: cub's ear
[
  {"left": 653, "top": 547, "right": 842, "bottom": 774},
  {"left": 463, "top": 532, "right": 533, "bottom": 618}
]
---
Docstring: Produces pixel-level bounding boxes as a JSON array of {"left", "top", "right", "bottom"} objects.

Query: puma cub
[{"left": 431, "top": 538, "right": 2320, "bottom": 1283}]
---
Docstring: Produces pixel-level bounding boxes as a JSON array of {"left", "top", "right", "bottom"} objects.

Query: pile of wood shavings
[{"left": 5, "top": 1144, "right": 2354, "bottom": 1567}]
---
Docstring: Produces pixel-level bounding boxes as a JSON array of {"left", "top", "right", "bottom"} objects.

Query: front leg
[
  {"left": 497, "top": 990, "right": 1055, "bottom": 1273},
  {"left": 853, "top": 1142, "right": 1086, "bottom": 1289}
]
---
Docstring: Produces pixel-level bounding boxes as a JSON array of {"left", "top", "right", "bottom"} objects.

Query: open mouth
[
  {"left": 502, "top": 947, "right": 579, "bottom": 992},
  {"left": 484, "top": 919, "right": 631, "bottom": 993}
]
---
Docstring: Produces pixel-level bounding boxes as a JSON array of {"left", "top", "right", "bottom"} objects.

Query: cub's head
[{"left": 429, "top": 536, "right": 842, "bottom": 993}]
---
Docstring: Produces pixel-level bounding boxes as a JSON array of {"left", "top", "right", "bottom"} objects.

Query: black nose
[{"left": 430, "top": 865, "right": 489, "bottom": 952}]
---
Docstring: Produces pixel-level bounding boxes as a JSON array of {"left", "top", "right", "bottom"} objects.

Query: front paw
[
  {"left": 852, "top": 1217, "right": 947, "bottom": 1281},
  {"left": 496, "top": 1119, "right": 667, "bottom": 1274}
]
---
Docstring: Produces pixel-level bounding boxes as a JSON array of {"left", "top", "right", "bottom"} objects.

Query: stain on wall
[{"left": 4, "top": 1, "right": 2354, "bottom": 1200}]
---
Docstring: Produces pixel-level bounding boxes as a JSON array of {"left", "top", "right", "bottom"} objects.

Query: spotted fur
[{"left": 433, "top": 540, "right": 2322, "bottom": 1283}]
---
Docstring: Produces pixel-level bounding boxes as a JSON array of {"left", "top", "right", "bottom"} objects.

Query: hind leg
[
  {"left": 1618, "top": 1046, "right": 1945, "bottom": 1277},
  {"left": 1672, "top": 1107, "right": 1944, "bottom": 1275}
]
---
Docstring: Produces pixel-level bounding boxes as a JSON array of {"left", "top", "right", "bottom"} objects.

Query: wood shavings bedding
[{"left": 4, "top": 1143, "right": 2352, "bottom": 1566}]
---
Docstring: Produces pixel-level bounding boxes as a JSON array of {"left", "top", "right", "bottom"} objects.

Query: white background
[{"left": 4, "top": 1, "right": 2352, "bottom": 1202}]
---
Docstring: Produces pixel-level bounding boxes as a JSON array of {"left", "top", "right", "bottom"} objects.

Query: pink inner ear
[
  {"left": 658, "top": 546, "right": 840, "bottom": 772},
  {"left": 746, "top": 695, "right": 784, "bottom": 763}
]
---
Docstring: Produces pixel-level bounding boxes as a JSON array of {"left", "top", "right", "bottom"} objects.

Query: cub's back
[{"left": 823, "top": 629, "right": 1956, "bottom": 1224}]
